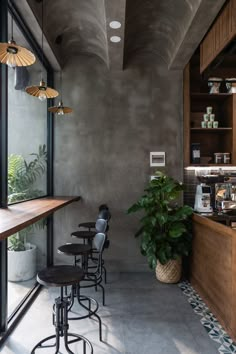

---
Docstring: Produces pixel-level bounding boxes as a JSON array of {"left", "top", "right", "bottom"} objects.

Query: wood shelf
[
  {"left": 0, "top": 196, "right": 81, "bottom": 241},
  {"left": 191, "top": 128, "right": 232, "bottom": 132},
  {"left": 188, "top": 164, "right": 233, "bottom": 167},
  {"left": 191, "top": 93, "right": 232, "bottom": 100}
]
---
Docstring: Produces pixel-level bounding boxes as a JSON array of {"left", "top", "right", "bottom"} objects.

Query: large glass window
[
  {"left": 5, "top": 12, "right": 50, "bottom": 323},
  {"left": 7, "top": 15, "right": 47, "bottom": 204},
  {"left": 7, "top": 221, "right": 47, "bottom": 317}
]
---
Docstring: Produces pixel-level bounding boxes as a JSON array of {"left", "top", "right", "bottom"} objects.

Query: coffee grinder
[{"left": 194, "top": 184, "right": 213, "bottom": 213}]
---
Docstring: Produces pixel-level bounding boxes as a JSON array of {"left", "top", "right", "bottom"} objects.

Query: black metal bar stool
[
  {"left": 78, "top": 210, "right": 111, "bottom": 284},
  {"left": 80, "top": 233, "right": 106, "bottom": 306},
  {"left": 31, "top": 265, "right": 93, "bottom": 354},
  {"left": 72, "top": 219, "right": 108, "bottom": 285},
  {"left": 78, "top": 204, "right": 111, "bottom": 232},
  {"left": 70, "top": 218, "right": 107, "bottom": 245},
  {"left": 58, "top": 243, "right": 103, "bottom": 341}
]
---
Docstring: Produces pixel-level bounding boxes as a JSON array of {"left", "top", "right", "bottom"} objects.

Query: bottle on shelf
[{"left": 191, "top": 143, "right": 200, "bottom": 164}]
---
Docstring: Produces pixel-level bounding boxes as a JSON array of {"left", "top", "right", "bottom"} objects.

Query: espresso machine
[
  {"left": 215, "top": 182, "right": 236, "bottom": 211},
  {"left": 194, "top": 184, "right": 213, "bottom": 213}
]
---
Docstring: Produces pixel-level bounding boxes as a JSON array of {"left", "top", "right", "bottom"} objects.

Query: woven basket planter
[{"left": 155, "top": 258, "right": 182, "bottom": 284}]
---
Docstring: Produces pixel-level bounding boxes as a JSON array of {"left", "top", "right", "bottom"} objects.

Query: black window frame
[{"left": 0, "top": 0, "right": 54, "bottom": 342}]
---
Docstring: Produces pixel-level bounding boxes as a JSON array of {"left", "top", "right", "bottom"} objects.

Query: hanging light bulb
[
  {"left": 0, "top": 17, "right": 36, "bottom": 67},
  {"left": 48, "top": 71, "right": 73, "bottom": 115},
  {"left": 48, "top": 99, "right": 73, "bottom": 115},
  {"left": 25, "top": 0, "right": 58, "bottom": 100},
  {"left": 26, "top": 79, "right": 58, "bottom": 100},
  {"left": 57, "top": 101, "right": 65, "bottom": 115},
  {"left": 38, "top": 91, "right": 47, "bottom": 101}
]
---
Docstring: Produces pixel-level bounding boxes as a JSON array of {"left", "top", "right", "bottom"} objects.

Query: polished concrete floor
[
  {"left": 8, "top": 278, "right": 36, "bottom": 316},
  {"left": 2, "top": 272, "right": 219, "bottom": 354}
]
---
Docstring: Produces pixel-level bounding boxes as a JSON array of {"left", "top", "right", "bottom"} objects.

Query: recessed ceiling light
[
  {"left": 110, "top": 36, "right": 121, "bottom": 43},
  {"left": 109, "top": 21, "right": 121, "bottom": 29}
]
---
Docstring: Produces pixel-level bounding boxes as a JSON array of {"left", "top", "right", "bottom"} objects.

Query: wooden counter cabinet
[{"left": 190, "top": 213, "right": 236, "bottom": 340}]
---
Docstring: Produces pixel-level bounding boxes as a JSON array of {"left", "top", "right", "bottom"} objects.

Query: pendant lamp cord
[
  {"left": 41, "top": 0, "right": 44, "bottom": 81},
  {"left": 60, "top": 71, "right": 63, "bottom": 101},
  {"left": 10, "top": 16, "right": 14, "bottom": 41}
]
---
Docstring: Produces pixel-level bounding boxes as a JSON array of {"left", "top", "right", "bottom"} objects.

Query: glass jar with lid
[
  {"left": 223, "top": 153, "right": 231, "bottom": 164},
  {"left": 214, "top": 153, "right": 223, "bottom": 164}
]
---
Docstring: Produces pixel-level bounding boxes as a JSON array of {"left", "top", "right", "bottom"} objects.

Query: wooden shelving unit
[{"left": 183, "top": 53, "right": 236, "bottom": 167}]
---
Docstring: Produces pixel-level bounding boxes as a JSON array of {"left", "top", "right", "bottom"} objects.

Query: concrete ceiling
[{"left": 13, "top": 0, "right": 226, "bottom": 70}]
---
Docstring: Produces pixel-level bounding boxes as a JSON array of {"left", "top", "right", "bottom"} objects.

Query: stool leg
[
  {"left": 77, "top": 288, "right": 102, "bottom": 342},
  {"left": 102, "top": 264, "right": 107, "bottom": 284},
  {"left": 98, "top": 283, "right": 105, "bottom": 306},
  {"left": 68, "top": 285, "right": 75, "bottom": 311},
  {"left": 55, "top": 298, "right": 61, "bottom": 353},
  {"left": 63, "top": 297, "right": 73, "bottom": 354}
]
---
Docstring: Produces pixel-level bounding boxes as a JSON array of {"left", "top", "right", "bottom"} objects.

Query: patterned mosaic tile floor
[{"left": 179, "top": 281, "right": 236, "bottom": 354}]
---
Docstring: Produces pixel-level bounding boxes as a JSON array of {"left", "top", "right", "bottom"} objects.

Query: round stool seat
[
  {"left": 79, "top": 221, "right": 95, "bottom": 229},
  {"left": 71, "top": 230, "right": 96, "bottom": 240},
  {"left": 37, "top": 265, "right": 84, "bottom": 287},
  {"left": 58, "top": 243, "right": 91, "bottom": 256}
]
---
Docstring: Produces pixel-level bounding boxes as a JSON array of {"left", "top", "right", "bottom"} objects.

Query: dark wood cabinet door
[
  {"left": 200, "top": 27, "right": 215, "bottom": 74},
  {"left": 215, "top": 2, "right": 231, "bottom": 55}
]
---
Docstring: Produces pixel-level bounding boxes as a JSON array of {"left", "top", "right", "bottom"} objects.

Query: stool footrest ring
[
  {"left": 69, "top": 293, "right": 102, "bottom": 341},
  {"left": 31, "top": 333, "right": 93, "bottom": 354}
]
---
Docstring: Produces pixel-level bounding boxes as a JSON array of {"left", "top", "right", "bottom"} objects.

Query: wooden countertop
[
  {"left": 0, "top": 196, "right": 81, "bottom": 241},
  {"left": 193, "top": 213, "right": 236, "bottom": 237}
]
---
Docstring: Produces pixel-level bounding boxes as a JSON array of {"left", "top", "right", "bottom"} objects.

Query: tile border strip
[{"left": 179, "top": 281, "right": 236, "bottom": 354}]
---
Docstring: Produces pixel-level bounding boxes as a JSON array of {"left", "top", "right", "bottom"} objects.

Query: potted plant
[
  {"left": 7, "top": 145, "right": 47, "bottom": 282},
  {"left": 127, "top": 170, "right": 193, "bottom": 283},
  {"left": 8, "top": 231, "right": 37, "bottom": 282}
]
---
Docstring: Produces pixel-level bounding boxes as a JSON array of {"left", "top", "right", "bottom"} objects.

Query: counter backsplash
[{"left": 184, "top": 168, "right": 236, "bottom": 208}]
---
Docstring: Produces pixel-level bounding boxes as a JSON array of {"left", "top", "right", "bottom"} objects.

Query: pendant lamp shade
[
  {"left": 48, "top": 71, "right": 73, "bottom": 114},
  {"left": 26, "top": 80, "right": 59, "bottom": 101},
  {"left": 0, "top": 15, "right": 36, "bottom": 67},
  {"left": 48, "top": 100, "right": 73, "bottom": 115},
  {"left": 25, "top": 0, "right": 59, "bottom": 100}
]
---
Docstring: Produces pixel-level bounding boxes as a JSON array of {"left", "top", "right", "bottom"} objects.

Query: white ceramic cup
[
  {"left": 201, "top": 121, "right": 207, "bottom": 128},
  {"left": 206, "top": 106, "right": 213, "bottom": 114},
  {"left": 210, "top": 114, "right": 215, "bottom": 121},
  {"left": 203, "top": 113, "right": 209, "bottom": 121},
  {"left": 213, "top": 121, "right": 218, "bottom": 128},
  {"left": 207, "top": 121, "right": 212, "bottom": 128}
]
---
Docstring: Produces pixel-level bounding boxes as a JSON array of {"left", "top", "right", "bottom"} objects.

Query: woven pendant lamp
[
  {"left": 26, "top": 79, "right": 59, "bottom": 101},
  {"left": 0, "top": 16, "right": 35, "bottom": 67},
  {"left": 48, "top": 71, "right": 73, "bottom": 115},
  {"left": 25, "top": 0, "right": 58, "bottom": 101},
  {"left": 48, "top": 100, "right": 73, "bottom": 115}
]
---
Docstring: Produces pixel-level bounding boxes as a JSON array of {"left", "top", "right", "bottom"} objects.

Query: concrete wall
[{"left": 53, "top": 55, "right": 183, "bottom": 271}]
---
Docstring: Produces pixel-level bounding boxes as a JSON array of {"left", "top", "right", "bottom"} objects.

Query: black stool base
[
  {"left": 68, "top": 285, "right": 103, "bottom": 341},
  {"left": 31, "top": 333, "right": 93, "bottom": 354},
  {"left": 31, "top": 280, "right": 93, "bottom": 354}
]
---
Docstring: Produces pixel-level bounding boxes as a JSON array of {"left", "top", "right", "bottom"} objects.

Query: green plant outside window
[{"left": 8, "top": 145, "right": 47, "bottom": 251}]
